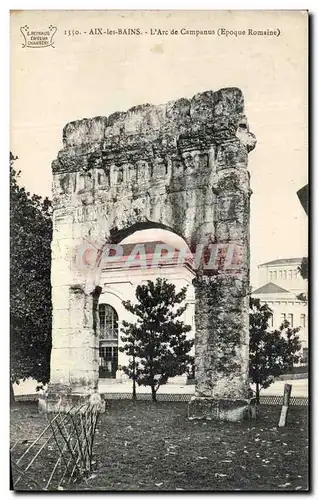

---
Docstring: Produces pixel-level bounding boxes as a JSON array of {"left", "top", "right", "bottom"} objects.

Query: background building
[
  {"left": 98, "top": 230, "right": 195, "bottom": 380},
  {"left": 252, "top": 258, "right": 308, "bottom": 363}
]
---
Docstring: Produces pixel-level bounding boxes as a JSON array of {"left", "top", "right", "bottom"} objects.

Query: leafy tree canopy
[
  {"left": 298, "top": 257, "right": 308, "bottom": 281},
  {"left": 249, "top": 297, "right": 302, "bottom": 403},
  {"left": 10, "top": 153, "right": 52, "bottom": 387}
]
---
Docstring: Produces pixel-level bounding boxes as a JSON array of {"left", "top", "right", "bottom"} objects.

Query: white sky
[{"left": 10, "top": 10, "right": 308, "bottom": 287}]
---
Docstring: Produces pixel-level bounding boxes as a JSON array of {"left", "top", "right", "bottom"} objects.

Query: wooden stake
[{"left": 278, "top": 383, "right": 292, "bottom": 427}]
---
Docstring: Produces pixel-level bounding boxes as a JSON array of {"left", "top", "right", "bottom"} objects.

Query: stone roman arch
[{"left": 44, "top": 87, "right": 256, "bottom": 420}]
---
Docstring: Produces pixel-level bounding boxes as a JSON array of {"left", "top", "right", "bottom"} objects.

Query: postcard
[{"left": 10, "top": 10, "right": 308, "bottom": 492}]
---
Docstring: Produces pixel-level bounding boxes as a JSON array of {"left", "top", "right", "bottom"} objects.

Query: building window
[
  {"left": 287, "top": 313, "right": 293, "bottom": 327},
  {"left": 280, "top": 313, "right": 286, "bottom": 323},
  {"left": 302, "top": 347, "right": 308, "bottom": 365},
  {"left": 283, "top": 270, "right": 287, "bottom": 279},
  {"left": 269, "top": 271, "right": 272, "bottom": 280},
  {"left": 272, "top": 270, "right": 277, "bottom": 280},
  {"left": 99, "top": 304, "right": 119, "bottom": 339},
  {"left": 269, "top": 314, "right": 274, "bottom": 327},
  {"left": 288, "top": 269, "right": 293, "bottom": 279},
  {"left": 279, "top": 270, "right": 282, "bottom": 279},
  {"left": 99, "top": 345, "right": 118, "bottom": 362},
  {"left": 293, "top": 269, "right": 298, "bottom": 279},
  {"left": 99, "top": 345, "right": 118, "bottom": 378},
  {"left": 300, "top": 314, "right": 306, "bottom": 328}
]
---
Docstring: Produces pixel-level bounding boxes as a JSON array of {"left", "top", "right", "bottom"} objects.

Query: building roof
[
  {"left": 252, "top": 282, "right": 291, "bottom": 294},
  {"left": 103, "top": 240, "right": 194, "bottom": 270},
  {"left": 258, "top": 258, "right": 302, "bottom": 268},
  {"left": 113, "top": 241, "right": 188, "bottom": 256}
]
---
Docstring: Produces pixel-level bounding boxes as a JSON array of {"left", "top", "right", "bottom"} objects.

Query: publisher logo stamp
[{"left": 20, "top": 25, "right": 57, "bottom": 48}]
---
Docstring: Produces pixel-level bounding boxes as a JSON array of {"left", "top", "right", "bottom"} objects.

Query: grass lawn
[{"left": 10, "top": 400, "right": 309, "bottom": 492}]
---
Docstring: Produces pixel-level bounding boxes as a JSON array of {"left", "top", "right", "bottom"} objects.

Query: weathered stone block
[
  {"left": 51, "top": 329, "right": 70, "bottom": 349},
  {"left": 190, "top": 91, "right": 214, "bottom": 122},
  {"left": 52, "top": 309, "right": 69, "bottom": 330},
  {"left": 39, "top": 384, "right": 105, "bottom": 413},
  {"left": 51, "top": 285, "right": 70, "bottom": 310},
  {"left": 63, "top": 116, "right": 107, "bottom": 148}
]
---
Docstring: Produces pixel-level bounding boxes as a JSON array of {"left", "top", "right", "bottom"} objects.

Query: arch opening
[
  {"left": 120, "top": 228, "right": 190, "bottom": 251},
  {"left": 109, "top": 221, "right": 189, "bottom": 247},
  {"left": 97, "top": 227, "right": 196, "bottom": 383}
]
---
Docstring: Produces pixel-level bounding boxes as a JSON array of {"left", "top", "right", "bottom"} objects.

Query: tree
[
  {"left": 249, "top": 297, "right": 302, "bottom": 404},
  {"left": 120, "top": 278, "right": 194, "bottom": 401},
  {"left": 296, "top": 257, "right": 308, "bottom": 302},
  {"left": 298, "top": 257, "right": 308, "bottom": 281},
  {"left": 10, "top": 153, "right": 52, "bottom": 403}
]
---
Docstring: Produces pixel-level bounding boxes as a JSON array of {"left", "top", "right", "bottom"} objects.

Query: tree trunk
[
  {"left": 149, "top": 357, "right": 156, "bottom": 402},
  {"left": 255, "top": 382, "right": 260, "bottom": 405},
  {"left": 132, "top": 354, "right": 136, "bottom": 401},
  {"left": 132, "top": 378, "right": 136, "bottom": 401},
  {"left": 10, "top": 380, "right": 15, "bottom": 406},
  {"left": 151, "top": 384, "right": 157, "bottom": 402}
]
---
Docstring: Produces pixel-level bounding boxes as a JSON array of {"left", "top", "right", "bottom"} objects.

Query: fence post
[{"left": 278, "top": 383, "right": 292, "bottom": 427}]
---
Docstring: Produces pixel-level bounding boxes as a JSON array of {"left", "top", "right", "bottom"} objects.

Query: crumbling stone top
[{"left": 54, "top": 88, "right": 255, "bottom": 174}]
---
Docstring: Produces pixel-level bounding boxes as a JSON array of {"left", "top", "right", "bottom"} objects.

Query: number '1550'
[{"left": 64, "top": 30, "right": 81, "bottom": 36}]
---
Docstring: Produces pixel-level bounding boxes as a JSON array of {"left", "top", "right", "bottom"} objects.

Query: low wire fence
[
  {"left": 14, "top": 392, "right": 308, "bottom": 406},
  {"left": 101, "top": 393, "right": 308, "bottom": 406},
  {"left": 259, "top": 395, "right": 308, "bottom": 406},
  {"left": 10, "top": 403, "right": 100, "bottom": 491}
]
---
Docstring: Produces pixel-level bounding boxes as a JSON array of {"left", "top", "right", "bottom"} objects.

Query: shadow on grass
[{"left": 10, "top": 401, "right": 308, "bottom": 492}]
